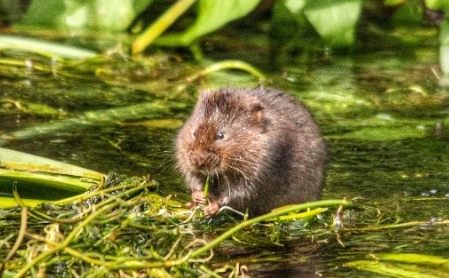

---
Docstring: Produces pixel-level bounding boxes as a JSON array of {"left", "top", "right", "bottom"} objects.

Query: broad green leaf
[
  {"left": 18, "top": 0, "right": 153, "bottom": 32},
  {"left": 391, "top": 0, "right": 422, "bottom": 24},
  {"left": 0, "top": 147, "right": 104, "bottom": 206},
  {"left": 304, "top": 0, "right": 363, "bottom": 47},
  {"left": 19, "top": 0, "right": 66, "bottom": 29},
  {"left": 425, "top": 0, "right": 449, "bottom": 11},
  {"left": 273, "top": 0, "right": 308, "bottom": 31},
  {"left": 186, "top": 0, "right": 261, "bottom": 39},
  {"left": 270, "top": 0, "right": 317, "bottom": 50},
  {"left": 284, "top": 0, "right": 308, "bottom": 13},
  {"left": 156, "top": 0, "right": 262, "bottom": 46}
]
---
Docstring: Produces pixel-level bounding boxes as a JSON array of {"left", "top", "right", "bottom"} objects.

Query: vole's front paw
[
  {"left": 204, "top": 201, "right": 220, "bottom": 218},
  {"left": 191, "top": 190, "right": 207, "bottom": 206}
]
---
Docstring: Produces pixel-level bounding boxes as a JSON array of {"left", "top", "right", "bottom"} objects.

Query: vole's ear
[
  {"left": 247, "top": 99, "right": 264, "bottom": 125},
  {"left": 248, "top": 101, "right": 263, "bottom": 112},
  {"left": 196, "top": 89, "right": 219, "bottom": 117}
]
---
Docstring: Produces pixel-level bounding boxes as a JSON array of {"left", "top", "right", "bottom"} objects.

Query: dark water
[{"left": 1, "top": 34, "right": 449, "bottom": 277}]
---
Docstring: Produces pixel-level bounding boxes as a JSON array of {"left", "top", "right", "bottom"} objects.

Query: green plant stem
[
  {"left": 190, "top": 199, "right": 352, "bottom": 258},
  {"left": 12, "top": 181, "right": 181, "bottom": 276},
  {"left": 199, "top": 265, "right": 223, "bottom": 278},
  {"left": 0, "top": 206, "right": 27, "bottom": 276},
  {"left": 132, "top": 0, "right": 197, "bottom": 55},
  {"left": 25, "top": 233, "right": 108, "bottom": 266},
  {"left": 186, "top": 60, "right": 267, "bottom": 81},
  {"left": 0, "top": 46, "right": 65, "bottom": 61},
  {"left": 344, "top": 219, "right": 449, "bottom": 231},
  {"left": 203, "top": 176, "right": 210, "bottom": 197},
  {"left": 14, "top": 180, "right": 154, "bottom": 224},
  {"left": 51, "top": 181, "right": 144, "bottom": 205},
  {"left": 190, "top": 41, "right": 204, "bottom": 60},
  {"left": 13, "top": 202, "right": 118, "bottom": 278},
  {"left": 264, "top": 207, "right": 328, "bottom": 221},
  {"left": 0, "top": 58, "right": 53, "bottom": 72},
  {"left": 26, "top": 231, "right": 181, "bottom": 269},
  {"left": 108, "top": 253, "right": 192, "bottom": 270}
]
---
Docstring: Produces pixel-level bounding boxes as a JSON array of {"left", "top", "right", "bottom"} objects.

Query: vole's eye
[
  {"left": 193, "top": 131, "right": 197, "bottom": 137},
  {"left": 216, "top": 131, "right": 224, "bottom": 140}
]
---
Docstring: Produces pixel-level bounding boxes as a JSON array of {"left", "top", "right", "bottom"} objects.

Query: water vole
[{"left": 175, "top": 87, "right": 327, "bottom": 217}]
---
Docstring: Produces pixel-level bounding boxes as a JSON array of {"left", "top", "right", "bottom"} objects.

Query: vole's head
[{"left": 176, "top": 88, "right": 267, "bottom": 176}]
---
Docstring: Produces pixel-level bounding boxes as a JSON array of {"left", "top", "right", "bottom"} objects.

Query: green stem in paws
[{"left": 203, "top": 175, "right": 210, "bottom": 198}]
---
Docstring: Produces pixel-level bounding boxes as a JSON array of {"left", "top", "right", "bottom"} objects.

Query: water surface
[{"left": 1, "top": 31, "right": 449, "bottom": 277}]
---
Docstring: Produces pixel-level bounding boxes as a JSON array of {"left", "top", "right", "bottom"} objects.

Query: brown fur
[{"left": 175, "top": 87, "right": 327, "bottom": 217}]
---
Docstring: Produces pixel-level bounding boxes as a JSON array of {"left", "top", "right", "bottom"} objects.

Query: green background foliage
[{"left": 7, "top": 0, "right": 444, "bottom": 57}]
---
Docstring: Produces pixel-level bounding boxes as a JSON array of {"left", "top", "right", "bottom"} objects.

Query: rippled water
[{"left": 1, "top": 32, "right": 449, "bottom": 277}]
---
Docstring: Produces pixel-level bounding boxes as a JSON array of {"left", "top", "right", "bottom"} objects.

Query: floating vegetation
[
  {"left": 0, "top": 172, "right": 351, "bottom": 277},
  {"left": 345, "top": 253, "right": 449, "bottom": 278}
]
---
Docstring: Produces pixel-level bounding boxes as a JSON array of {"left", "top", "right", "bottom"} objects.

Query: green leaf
[
  {"left": 156, "top": 0, "right": 262, "bottom": 46},
  {"left": 185, "top": 0, "right": 261, "bottom": 40},
  {"left": 304, "top": 0, "right": 363, "bottom": 47},
  {"left": 391, "top": 0, "right": 422, "bottom": 25},
  {"left": 345, "top": 260, "right": 449, "bottom": 278},
  {"left": 284, "top": 0, "right": 308, "bottom": 13},
  {"left": 17, "top": 0, "right": 153, "bottom": 32},
  {"left": 345, "top": 253, "right": 449, "bottom": 278},
  {"left": 0, "top": 196, "right": 42, "bottom": 207},
  {"left": 376, "top": 253, "right": 449, "bottom": 269},
  {"left": 272, "top": 0, "right": 308, "bottom": 36},
  {"left": 19, "top": 0, "right": 66, "bottom": 29},
  {"left": 0, "top": 147, "right": 104, "bottom": 207},
  {"left": 0, "top": 35, "right": 97, "bottom": 59},
  {"left": 425, "top": 0, "right": 449, "bottom": 11},
  {"left": 271, "top": 0, "right": 319, "bottom": 50}
]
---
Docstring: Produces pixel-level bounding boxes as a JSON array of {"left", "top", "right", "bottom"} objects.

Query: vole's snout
[{"left": 190, "top": 150, "right": 220, "bottom": 171}]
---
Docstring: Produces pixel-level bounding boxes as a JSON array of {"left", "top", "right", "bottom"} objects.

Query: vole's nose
[{"left": 191, "top": 150, "right": 219, "bottom": 171}]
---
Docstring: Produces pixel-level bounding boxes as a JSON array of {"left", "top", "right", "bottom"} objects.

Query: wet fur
[{"left": 175, "top": 87, "right": 327, "bottom": 217}]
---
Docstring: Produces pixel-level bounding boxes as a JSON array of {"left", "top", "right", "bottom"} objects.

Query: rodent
[{"left": 175, "top": 87, "right": 327, "bottom": 217}]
